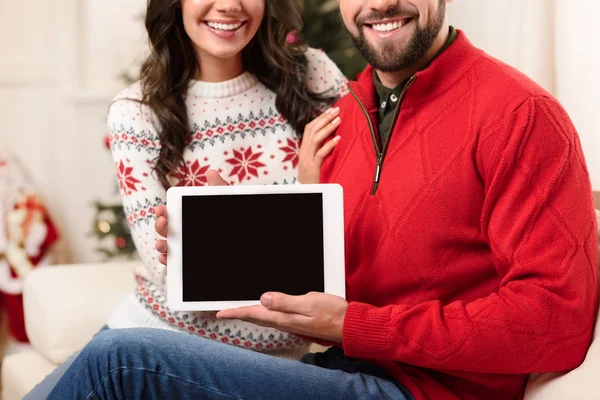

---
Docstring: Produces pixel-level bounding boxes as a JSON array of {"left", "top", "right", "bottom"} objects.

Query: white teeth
[
  {"left": 372, "top": 21, "right": 402, "bottom": 32},
  {"left": 207, "top": 21, "right": 243, "bottom": 31}
]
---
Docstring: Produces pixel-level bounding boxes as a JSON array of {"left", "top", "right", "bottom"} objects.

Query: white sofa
[{"left": 2, "top": 210, "right": 600, "bottom": 400}]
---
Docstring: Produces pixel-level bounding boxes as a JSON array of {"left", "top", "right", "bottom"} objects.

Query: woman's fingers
[
  {"left": 315, "top": 136, "right": 341, "bottom": 163},
  {"left": 305, "top": 107, "right": 340, "bottom": 138},
  {"left": 207, "top": 170, "right": 229, "bottom": 186},
  {"left": 302, "top": 110, "right": 341, "bottom": 157},
  {"left": 155, "top": 216, "right": 168, "bottom": 237},
  {"left": 155, "top": 205, "right": 167, "bottom": 218},
  {"left": 155, "top": 239, "right": 167, "bottom": 254},
  {"left": 311, "top": 116, "right": 340, "bottom": 148}
]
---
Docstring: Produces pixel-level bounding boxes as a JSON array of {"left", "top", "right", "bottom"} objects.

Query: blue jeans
[
  {"left": 24, "top": 351, "right": 81, "bottom": 400},
  {"left": 24, "top": 326, "right": 109, "bottom": 400},
  {"left": 47, "top": 328, "right": 412, "bottom": 400}
]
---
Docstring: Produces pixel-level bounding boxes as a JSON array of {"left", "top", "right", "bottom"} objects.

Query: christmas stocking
[{"left": 0, "top": 152, "right": 59, "bottom": 342}]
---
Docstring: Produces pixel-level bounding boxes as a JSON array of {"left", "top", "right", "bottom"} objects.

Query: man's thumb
[{"left": 207, "top": 170, "right": 229, "bottom": 186}]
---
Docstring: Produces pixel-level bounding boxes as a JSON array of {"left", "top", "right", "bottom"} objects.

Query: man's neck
[{"left": 376, "top": 22, "right": 450, "bottom": 89}]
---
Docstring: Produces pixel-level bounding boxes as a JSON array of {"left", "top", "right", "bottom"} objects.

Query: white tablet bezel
[{"left": 166, "top": 184, "right": 345, "bottom": 311}]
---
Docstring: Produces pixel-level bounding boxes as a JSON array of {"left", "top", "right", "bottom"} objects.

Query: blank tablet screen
[{"left": 182, "top": 193, "right": 325, "bottom": 302}]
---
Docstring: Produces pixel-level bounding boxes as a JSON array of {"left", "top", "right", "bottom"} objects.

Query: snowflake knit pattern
[{"left": 107, "top": 48, "right": 347, "bottom": 351}]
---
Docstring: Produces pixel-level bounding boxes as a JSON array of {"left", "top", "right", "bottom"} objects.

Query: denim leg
[
  {"left": 48, "top": 328, "right": 411, "bottom": 400},
  {"left": 24, "top": 326, "right": 110, "bottom": 400},
  {"left": 23, "top": 350, "right": 81, "bottom": 400}
]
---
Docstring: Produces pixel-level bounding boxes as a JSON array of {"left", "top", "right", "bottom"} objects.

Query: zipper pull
[{"left": 371, "top": 153, "right": 384, "bottom": 195}]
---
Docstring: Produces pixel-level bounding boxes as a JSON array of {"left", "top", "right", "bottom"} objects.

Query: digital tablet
[{"left": 166, "top": 184, "right": 345, "bottom": 311}]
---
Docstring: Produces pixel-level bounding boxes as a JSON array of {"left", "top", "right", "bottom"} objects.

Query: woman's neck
[{"left": 196, "top": 52, "right": 245, "bottom": 82}]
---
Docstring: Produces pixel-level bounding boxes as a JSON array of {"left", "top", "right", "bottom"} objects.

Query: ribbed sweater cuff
[{"left": 342, "top": 302, "right": 391, "bottom": 358}]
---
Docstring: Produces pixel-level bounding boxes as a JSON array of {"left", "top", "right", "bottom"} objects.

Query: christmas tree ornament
[
  {"left": 115, "top": 236, "right": 127, "bottom": 249},
  {"left": 98, "top": 220, "right": 111, "bottom": 233}
]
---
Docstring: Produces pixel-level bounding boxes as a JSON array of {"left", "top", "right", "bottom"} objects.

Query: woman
[
  {"left": 103, "top": 0, "right": 346, "bottom": 351},
  {"left": 25, "top": 0, "right": 346, "bottom": 398}
]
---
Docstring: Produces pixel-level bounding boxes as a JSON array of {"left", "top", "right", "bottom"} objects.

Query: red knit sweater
[{"left": 321, "top": 31, "right": 598, "bottom": 400}]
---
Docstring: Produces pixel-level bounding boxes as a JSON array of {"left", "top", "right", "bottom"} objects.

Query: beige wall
[
  {"left": 449, "top": 0, "right": 600, "bottom": 190},
  {"left": 0, "top": 0, "right": 147, "bottom": 263}
]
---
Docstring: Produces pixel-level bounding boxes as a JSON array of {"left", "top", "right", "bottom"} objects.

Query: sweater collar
[
  {"left": 349, "top": 30, "right": 484, "bottom": 111},
  {"left": 187, "top": 71, "right": 259, "bottom": 99}
]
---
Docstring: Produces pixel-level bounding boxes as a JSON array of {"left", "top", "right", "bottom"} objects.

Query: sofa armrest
[
  {"left": 23, "top": 261, "right": 139, "bottom": 364},
  {"left": 524, "top": 209, "right": 600, "bottom": 400}
]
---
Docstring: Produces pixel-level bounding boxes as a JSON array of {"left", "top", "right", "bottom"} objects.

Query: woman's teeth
[
  {"left": 372, "top": 21, "right": 403, "bottom": 32},
  {"left": 206, "top": 22, "right": 243, "bottom": 31}
]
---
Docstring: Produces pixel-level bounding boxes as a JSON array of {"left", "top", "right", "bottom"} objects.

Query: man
[{"left": 47, "top": 1, "right": 597, "bottom": 399}]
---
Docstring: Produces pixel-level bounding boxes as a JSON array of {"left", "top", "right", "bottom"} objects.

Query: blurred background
[
  {"left": 0, "top": 0, "right": 599, "bottom": 393},
  {"left": 0, "top": 0, "right": 598, "bottom": 268}
]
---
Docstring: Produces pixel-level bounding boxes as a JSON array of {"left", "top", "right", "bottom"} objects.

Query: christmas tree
[
  {"left": 301, "top": 0, "right": 366, "bottom": 79},
  {"left": 90, "top": 85, "right": 137, "bottom": 261},
  {"left": 91, "top": 200, "right": 136, "bottom": 260},
  {"left": 90, "top": 1, "right": 363, "bottom": 260}
]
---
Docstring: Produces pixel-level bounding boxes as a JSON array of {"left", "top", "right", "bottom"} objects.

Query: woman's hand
[
  {"left": 154, "top": 170, "right": 228, "bottom": 266},
  {"left": 298, "top": 107, "right": 341, "bottom": 184}
]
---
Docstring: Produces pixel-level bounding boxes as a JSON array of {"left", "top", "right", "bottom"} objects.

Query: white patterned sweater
[{"left": 106, "top": 49, "right": 347, "bottom": 353}]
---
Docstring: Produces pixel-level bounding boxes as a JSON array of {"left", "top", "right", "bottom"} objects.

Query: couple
[{"left": 30, "top": 0, "right": 598, "bottom": 399}]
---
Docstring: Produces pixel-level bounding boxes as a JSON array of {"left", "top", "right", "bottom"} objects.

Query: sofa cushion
[
  {"left": 524, "top": 209, "right": 600, "bottom": 400},
  {"left": 23, "top": 262, "right": 138, "bottom": 364},
  {"left": 1, "top": 350, "right": 57, "bottom": 400}
]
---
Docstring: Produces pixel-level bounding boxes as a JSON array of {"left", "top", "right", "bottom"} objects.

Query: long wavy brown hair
[{"left": 140, "top": 0, "right": 334, "bottom": 189}]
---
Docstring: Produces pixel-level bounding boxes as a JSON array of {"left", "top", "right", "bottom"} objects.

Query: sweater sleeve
[
  {"left": 342, "top": 96, "right": 598, "bottom": 374},
  {"left": 304, "top": 48, "right": 348, "bottom": 102},
  {"left": 107, "top": 85, "right": 167, "bottom": 295}
]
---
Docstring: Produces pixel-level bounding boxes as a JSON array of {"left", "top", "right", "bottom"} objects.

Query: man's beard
[{"left": 350, "top": 2, "right": 446, "bottom": 72}]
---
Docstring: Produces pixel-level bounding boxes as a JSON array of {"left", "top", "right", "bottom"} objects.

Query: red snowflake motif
[
  {"left": 244, "top": 341, "right": 252, "bottom": 347},
  {"left": 226, "top": 147, "right": 266, "bottom": 182},
  {"left": 168, "top": 317, "right": 175, "bottom": 323},
  {"left": 221, "top": 337, "right": 229, "bottom": 343},
  {"left": 116, "top": 160, "right": 142, "bottom": 195},
  {"left": 279, "top": 138, "right": 300, "bottom": 168},
  {"left": 171, "top": 159, "right": 210, "bottom": 186},
  {"left": 233, "top": 339, "right": 241, "bottom": 345},
  {"left": 210, "top": 333, "right": 217, "bottom": 340},
  {"left": 198, "top": 329, "right": 206, "bottom": 335}
]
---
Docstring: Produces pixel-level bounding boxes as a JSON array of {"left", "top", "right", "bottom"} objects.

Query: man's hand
[
  {"left": 216, "top": 291, "right": 348, "bottom": 343},
  {"left": 154, "top": 170, "right": 229, "bottom": 265}
]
